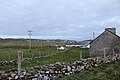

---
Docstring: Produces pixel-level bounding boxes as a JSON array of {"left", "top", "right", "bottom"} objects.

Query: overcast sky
[{"left": 0, "top": 0, "right": 120, "bottom": 40}]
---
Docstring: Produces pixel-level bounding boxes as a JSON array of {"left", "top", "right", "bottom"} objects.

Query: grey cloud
[{"left": 0, "top": 0, "right": 120, "bottom": 40}]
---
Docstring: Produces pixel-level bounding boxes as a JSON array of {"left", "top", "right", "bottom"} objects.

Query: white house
[{"left": 57, "top": 46, "right": 65, "bottom": 50}]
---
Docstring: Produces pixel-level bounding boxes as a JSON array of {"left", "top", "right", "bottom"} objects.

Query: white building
[{"left": 57, "top": 46, "right": 65, "bottom": 50}]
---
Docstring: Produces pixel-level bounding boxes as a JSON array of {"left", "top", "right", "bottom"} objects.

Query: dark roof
[{"left": 90, "top": 30, "right": 120, "bottom": 44}]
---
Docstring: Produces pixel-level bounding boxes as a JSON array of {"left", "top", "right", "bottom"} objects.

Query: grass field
[
  {"left": 22, "top": 48, "right": 89, "bottom": 67},
  {"left": 0, "top": 47, "right": 89, "bottom": 70},
  {"left": 0, "top": 39, "right": 69, "bottom": 49},
  {"left": 0, "top": 48, "right": 58, "bottom": 61},
  {"left": 0, "top": 39, "right": 70, "bottom": 61}
]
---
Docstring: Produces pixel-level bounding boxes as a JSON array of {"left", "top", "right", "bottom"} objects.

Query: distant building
[
  {"left": 66, "top": 44, "right": 82, "bottom": 47},
  {"left": 90, "top": 28, "right": 120, "bottom": 57},
  {"left": 66, "top": 40, "right": 91, "bottom": 48},
  {"left": 57, "top": 46, "right": 65, "bottom": 50}
]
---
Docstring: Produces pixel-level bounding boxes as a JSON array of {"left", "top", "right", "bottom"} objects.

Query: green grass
[
  {"left": 22, "top": 48, "right": 89, "bottom": 67},
  {"left": 0, "top": 39, "right": 69, "bottom": 61},
  {"left": 0, "top": 39, "right": 89, "bottom": 71},
  {"left": 0, "top": 39, "right": 69, "bottom": 49},
  {"left": 0, "top": 48, "right": 58, "bottom": 61},
  {"left": 57, "top": 61, "right": 120, "bottom": 80},
  {"left": 0, "top": 48, "right": 89, "bottom": 70}
]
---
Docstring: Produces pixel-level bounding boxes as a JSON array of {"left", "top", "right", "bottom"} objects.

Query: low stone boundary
[{"left": 0, "top": 54, "right": 120, "bottom": 80}]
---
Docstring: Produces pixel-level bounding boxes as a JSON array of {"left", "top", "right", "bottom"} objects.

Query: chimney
[{"left": 105, "top": 28, "right": 116, "bottom": 34}]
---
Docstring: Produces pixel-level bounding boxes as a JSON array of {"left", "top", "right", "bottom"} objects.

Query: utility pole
[
  {"left": 93, "top": 32, "right": 95, "bottom": 39},
  {"left": 27, "top": 30, "right": 33, "bottom": 59},
  {"left": 27, "top": 30, "right": 33, "bottom": 52}
]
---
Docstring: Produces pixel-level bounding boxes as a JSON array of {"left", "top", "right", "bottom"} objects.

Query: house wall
[
  {"left": 90, "top": 31, "right": 119, "bottom": 57},
  {"left": 113, "top": 39, "right": 120, "bottom": 54}
]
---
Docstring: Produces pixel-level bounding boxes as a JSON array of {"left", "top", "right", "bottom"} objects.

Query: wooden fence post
[
  {"left": 18, "top": 50, "right": 22, "bottom": 78},
  {"left": 103, "top": 48, "right": 106, "bottom": 58}
]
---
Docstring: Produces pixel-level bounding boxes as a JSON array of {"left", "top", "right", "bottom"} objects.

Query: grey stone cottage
[{"left": 90, "top": 28, "right": 120, "bottom": 57}]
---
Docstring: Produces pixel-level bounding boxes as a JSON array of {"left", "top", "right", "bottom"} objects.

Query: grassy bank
[{"left": 58, "top": 60, "right": 120, "bottom": 80}]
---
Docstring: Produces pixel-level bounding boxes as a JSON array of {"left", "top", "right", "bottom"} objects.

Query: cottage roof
[{"left": 90, "top": 30, "right": 120, "bottom": 44}]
